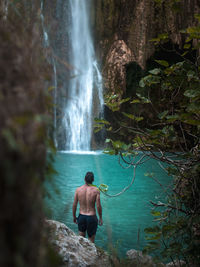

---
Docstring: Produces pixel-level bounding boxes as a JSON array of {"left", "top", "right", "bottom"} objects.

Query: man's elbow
[
  {"left": 72, "top": 202, "right": 77, "bottom": 211},
  {"left": 97, "top": 203, "right": 102, "bottom": 211}
]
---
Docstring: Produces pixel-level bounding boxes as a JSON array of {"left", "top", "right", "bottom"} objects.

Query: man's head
[{"left": 85, "top": 172, "right": 94, "bottom": 184}]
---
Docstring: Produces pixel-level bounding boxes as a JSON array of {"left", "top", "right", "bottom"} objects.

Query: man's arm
[
  {"left": 72, "top": 190, "right": 78, "bottom": 224},
  {"left": 96, "top": 191, "right": 103, "bottom": 226}
]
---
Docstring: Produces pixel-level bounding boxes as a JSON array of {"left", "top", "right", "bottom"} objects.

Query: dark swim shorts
[{"left": 77, "top": 214, "right": 98, "bottom": 237}]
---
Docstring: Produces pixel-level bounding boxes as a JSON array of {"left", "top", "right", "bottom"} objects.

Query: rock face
[
  {"left": 45, "top": 220, "right": 112, "bottom": 267},
  {"left": 94, "top": 0, "right": 200, "bottom": 93},
  {"left": 104, "top": 39, "right": 135, "bottom": 93}
]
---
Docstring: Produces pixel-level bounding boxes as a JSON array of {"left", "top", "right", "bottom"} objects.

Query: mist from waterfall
[{"left": 63, "top": 0, "right": 103, "bottom": 151}]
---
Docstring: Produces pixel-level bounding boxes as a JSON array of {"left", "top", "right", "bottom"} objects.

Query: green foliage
[{"left": 95, "top": 14, "right": 200, "bottom": 265}]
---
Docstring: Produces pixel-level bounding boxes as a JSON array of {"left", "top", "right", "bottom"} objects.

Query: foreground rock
[
  {"left": 165, "top": 260, "right": 186, "bottom": 267},
  {"left": 45, "top": 220, "right": 189, "bottom": 267},
  {"left": 127, "top": 250, "right": 189, "bottom": 267},
  {"left": 126, "top": 249, "right": 165, "bottom": 267},
  {"left": 45, "top": 220, "right": 113, "bottom": 267}
]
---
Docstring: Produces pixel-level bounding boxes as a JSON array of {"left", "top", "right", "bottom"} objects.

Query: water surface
[{"left": 45, "top": 151, "right": 171, "bottom": 257}]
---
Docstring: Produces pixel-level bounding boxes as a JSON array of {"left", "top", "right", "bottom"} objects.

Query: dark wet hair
[{"left": 85, "top": 172, "right": 94, "bottom": 184}]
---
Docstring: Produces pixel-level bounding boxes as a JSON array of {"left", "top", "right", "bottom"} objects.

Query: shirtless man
[{"left": 72, "top": 172, "right": 103, "bottom": 243}]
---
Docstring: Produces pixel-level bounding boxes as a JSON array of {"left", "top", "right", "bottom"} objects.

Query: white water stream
[
  {"left": 63, "top": 0, "right": 103, "bottom": 151},
  {"left": 2, "top": 0, "right": 9, "bottom": 20}
]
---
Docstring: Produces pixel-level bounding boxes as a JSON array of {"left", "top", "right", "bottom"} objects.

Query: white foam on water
[{"left": 59, "top": 150, "right": 103, "bottom": 155}]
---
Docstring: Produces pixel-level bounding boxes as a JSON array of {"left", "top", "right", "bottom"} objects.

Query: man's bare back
[
  {"left": 76, "top": 184, "right": 99, "bottom": 215},
  {"left": 72, "top": 172, "right": 103, "bottom": 243}
]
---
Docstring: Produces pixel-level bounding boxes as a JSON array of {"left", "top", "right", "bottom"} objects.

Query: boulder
[
  {"left": 126, "top": 249, "right": 165, "bottom": 267},
  {"left": 45, "top": 219, "right": 112, "bottom": 267}
]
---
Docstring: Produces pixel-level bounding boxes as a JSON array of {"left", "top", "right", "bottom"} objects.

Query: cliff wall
[{"left": 94, "top": 0, "right": 200, "bottom": 93}]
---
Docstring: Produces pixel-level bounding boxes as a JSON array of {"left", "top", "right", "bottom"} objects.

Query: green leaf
[
  {"left": 99, "top": 183, "right": 109, "bottom": 192},
  {"left": 150, "top": 33, "right": 168, "bottom": 43},
  {"left": 166, "top": 114, "right": 180, "bottom": 122},
  {"left": 147, "top": 129, "right": 163, "bottom": 137},
  {"left": 184, "top": 89, "right": 200, "bottom": 98},
  {"left": 187, "top": 70, "right": 198, "bottom": 81},
  {"left": 186, "top": 36, "right": 192, "bottom": 43},
  {"left": 136, "top": 94, "right": 151, "bottom": 103},
  {"left": 94, "top": 118, "right": 110, "bottom": 125},
  {"left": 182, "top": 119, "right": 200, "bottom": 126},
  {"left": 2, "top": 129, "right": 18, "bottom": 150},
  {"left": 151, "top": 210, "right": 161, "bottom": 216},
  {"left": 155, "top": 60, "right": 169, "bottom": 67},
  {"left": 122, "top": 112, "right": 135, "bottom": 120},
  {"left": 139, "top": 78, "right": 146, "bottom": 88},
  {"left": 122, "top": 112, "right": 144, "bottom": 122},
  {"left": 112, "top": 140, "right": 124, "bottom": 149},
  {"left": 184, "top": 43, "right": 191, "bottom": 49},
  {"left": 119, "top": 97, "right": 130, "bottom": 104},
  {"left": 158, "top": 33, "right": 169, "bottom": 40},
  {"left": 144, "top": 226, "right": 161, "bottom": 234},
  {"left": 162, "top": 224, "right": 179, "bottom": 238},
  {"left": 158, "top": 110, "right": 168, "bottom": 119},
  {"left": 187, "top": 102, "right": 200, "bottom": 114},
  {"left": 103, "top": 149, "right": 116, "bottom": 155},
  {"left": 194, "top": 13, "right": 200, "bottom": 22},
  {"left": 145, "top": 233, "right": 161, "bottom": 240},
  {"left": 94, "top": 125, "right": 104, "bottom": 133},
  {"left": 149, "top": 68, "right": 161, "bottom": 75},
  {"left": 181, "top": 51, "right": 189, "bottom": 57},
  {"left": 154, "top": 0, "right": 163, "bottom": 4},
  {"left": 130, "top": 99, "right": 141, "bottom": 104}
]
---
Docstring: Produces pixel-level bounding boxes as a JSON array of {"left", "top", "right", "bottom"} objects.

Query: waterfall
[
  {"left": 63, "top": 0, "right": 103, "bottom": 151},
  {"left": 52, "top": 58, "right": 58, "bottom": 148},
  {"left": 2, "top": 0, "right": 8, "bottom": 20}
]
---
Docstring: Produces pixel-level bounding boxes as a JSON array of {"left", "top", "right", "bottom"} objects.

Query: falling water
[
  {"left": 63, "top": 0, "right": 103, "bottom": 151},
  {"left": 52, "top": 58, "right": 58, "bottom": 148},
  {"left": 40, "top": 1, "right": 49, "bottom": 47},
  {"left": 2, "top": 0, "right": 9, "bottom": 20}
]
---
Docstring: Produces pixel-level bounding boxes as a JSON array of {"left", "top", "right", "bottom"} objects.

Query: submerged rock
[{"left": 45, "top": 220, "right": 112, "bottom": 267}]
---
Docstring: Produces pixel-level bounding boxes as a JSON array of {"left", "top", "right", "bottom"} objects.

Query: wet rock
[{"left": 45, "top": 219, "right": 112, "bottom": 267}]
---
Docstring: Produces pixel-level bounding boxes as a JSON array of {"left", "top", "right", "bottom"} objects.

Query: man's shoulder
[
  {"left": 76, "top": 185, "right": 84, "bottom": 191},
  {"left": 76, "top": 185, "right": 100, "bottom": 194},
  {"left": 90, "top": 186, "right": 100, "bottom": 194}
]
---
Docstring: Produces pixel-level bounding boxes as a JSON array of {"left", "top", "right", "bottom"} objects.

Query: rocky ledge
[
  {"left": 45, "top": 219, "right": 113, "bottom": 267},
  {"left": 45, "top": 220, "right": 187, "bottom": 267}
]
